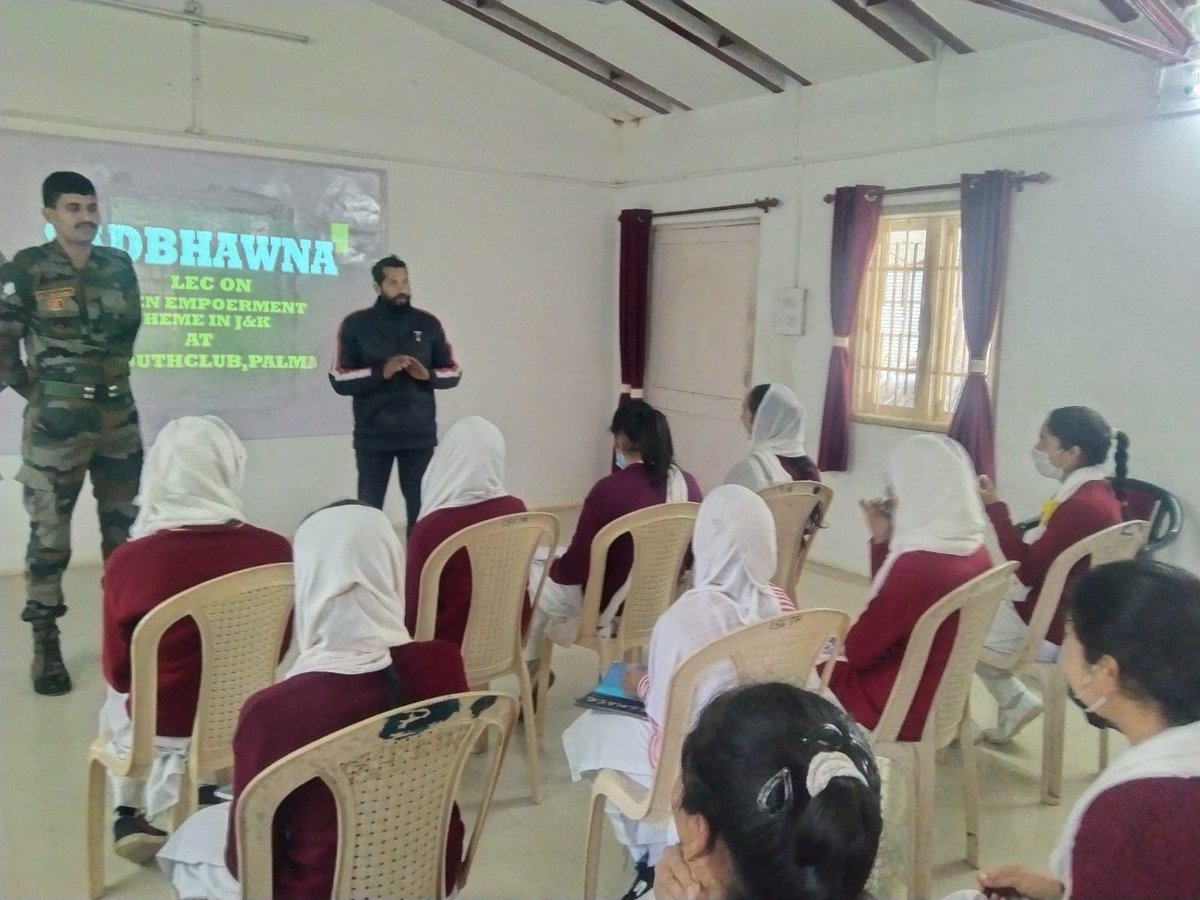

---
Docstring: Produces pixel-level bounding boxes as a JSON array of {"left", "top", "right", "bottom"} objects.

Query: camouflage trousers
[{"left": 16, "top": 390, "right": 143, "bottom": 621}]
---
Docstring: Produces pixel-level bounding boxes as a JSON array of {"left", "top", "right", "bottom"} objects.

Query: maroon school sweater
[
  {"left": 101, "top": 523, "right": 293, "bottom": 737},
  {"left": 405, "top": 495, "right": 529, "bottom": 646},
  {"left": 778, "top": 455, "right": 821, "bottom": 483},
  {"left": 1069, "top": 777, "right": 1200, "bottom": 899},
  {"left": 224, "top": 641, "right": 470, "bottom": 899},
  {"left": 550, "top": 463, "right": 702, "bottom": 605},
  {"left": 827, "top": 542, "right": 991, "bottom": 742},
  {"left": 987, "top": 479, "right": 1122, "bottom": 645}
]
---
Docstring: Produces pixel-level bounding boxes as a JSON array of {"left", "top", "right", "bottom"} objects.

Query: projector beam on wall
[{"left": 70, "top": 0, "right": 311, "bottom": 44}]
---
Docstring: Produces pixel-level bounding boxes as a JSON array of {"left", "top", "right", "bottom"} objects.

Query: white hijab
[
  {"left": 685, "top": 484, "right": 783, "bottom": 625},
  {"left": 1049, "top": 719, "right": 1200, "bottom": 894},
  {"left": 286, "top": 504, "right": 411, "bottom": 679},
  {"left": 726, "top": 384, "right": 809, "bottom": 491},
  {"left": 419, "top": 416, "right": 508, "bottom": 519},
  {"left": 129, "top": 416, "right": 246, "bottom": 540},
  {"left": 870, "top": 434, "right": 988, "bottom": 595}
]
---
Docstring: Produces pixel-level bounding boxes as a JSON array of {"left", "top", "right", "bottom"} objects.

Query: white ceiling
[{"left": 372, "top": 0, "right": 1182, "bottom": 120}]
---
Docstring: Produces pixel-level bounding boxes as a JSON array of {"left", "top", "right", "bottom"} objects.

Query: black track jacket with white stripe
[{"left": 329, "top": 296, "right": 461, "bottom": 451}]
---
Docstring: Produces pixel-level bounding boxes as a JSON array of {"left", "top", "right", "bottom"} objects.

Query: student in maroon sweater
[
  {"left": 98, "top": 416, "right": 292, "bottom": 863},
  {"left": 725, "top": 383, "right": 820, "bottom": 491},
  {"left": 159, "top": 502, "right": 470, "bottom": 900},
  {"left": 974, "top": 561, "right": 1200, "bottom": 900},
  {"left": 976, "top": 406, "right": 1126, "bottom": 744},
  {"left": 826, "top": 434, "right": 991, "bottom": 741},
  {"left": 405, "top": 415, "right": 528, "bottom": 646},
  {"left": 525, "top": 400, "right": 701, "bottom": 660}
]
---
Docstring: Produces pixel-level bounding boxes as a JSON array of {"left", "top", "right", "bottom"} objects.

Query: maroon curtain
[
  {"left": 817, "top": 185, "right": 883, "bottom": 472},
  {"left": 948, "top": 170, "right": 1014, "bottom": 479},
  {"left": 617, "top": 209, "right": 653, "bottom": 406}
]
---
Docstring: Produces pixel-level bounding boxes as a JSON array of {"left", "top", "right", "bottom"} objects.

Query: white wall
[
  {"left": 616, "top": 40, "right": 1200, "bottom": 576},
  {"left": 0, "top": 0, "right": 617, "bottom": 572}
]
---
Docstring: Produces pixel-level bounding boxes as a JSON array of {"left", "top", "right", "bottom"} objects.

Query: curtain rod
[
  {"left": 651, "top": 197, "right": 781, "bottom": 218},
  {"left": 822, "top": 171, "right": 1051, "bottom": 203}
]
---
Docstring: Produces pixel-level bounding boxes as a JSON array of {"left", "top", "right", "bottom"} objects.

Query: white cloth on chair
[
  {"left": 98, "top": 687, "right": 190, "bottom": 818},
  {"left": 158, "top": 802, "right": 240, "bottom": 900}
]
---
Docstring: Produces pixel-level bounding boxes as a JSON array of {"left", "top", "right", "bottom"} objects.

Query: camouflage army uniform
[{"left": 0, "top": 240, "right": 143, "bottom": 692}]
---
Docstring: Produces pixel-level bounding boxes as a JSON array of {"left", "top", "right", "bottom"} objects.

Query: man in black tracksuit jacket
[{"left": 329, "top": 256, "right": 461, "bottom": 530}]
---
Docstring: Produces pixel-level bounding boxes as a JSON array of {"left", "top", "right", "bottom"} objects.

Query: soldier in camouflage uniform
[{"left": 0, "top": 172, "right": 143, "bottom": 695}]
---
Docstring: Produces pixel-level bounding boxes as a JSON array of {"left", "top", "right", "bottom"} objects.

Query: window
[{"left": 851, "top": 209, "right": 989, "bottom": 430}]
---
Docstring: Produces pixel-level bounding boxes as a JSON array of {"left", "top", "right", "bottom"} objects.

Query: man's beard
[{"left": 388, "top": 292, "right": 411, "bottom": 304}]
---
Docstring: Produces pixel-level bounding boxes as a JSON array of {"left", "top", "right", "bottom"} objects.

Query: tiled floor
[{"left": 0, "top": 556, "right": 1123, "bottom": 899}]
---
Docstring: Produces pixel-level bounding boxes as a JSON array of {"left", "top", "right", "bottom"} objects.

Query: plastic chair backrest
[
  {"left": 236, "top": 692, "right": 517, "bottom": 900},
  {"left": 416, "top": 512, "right": 559, "bottom": 682},
  {"left": 1110, "top": 477, "right": 1183, "bottom": 555},
  {"left": 757, "top": 481, "right": 834, "bottom": 599},
  {"left": 1014, "top": 520, "right": 1149, "bottom": 669},
  {"left": 128, "top": 563, "right": 295, "bottom": 777},
  {"left": 872, "top": 563, "right": 1018, "bottom": 749},
  {"left": 636, "top": 609, "right": 851, "bottom": 824},
  {"left": 577, "top": 502, "right": 700, "bottom": 655}
]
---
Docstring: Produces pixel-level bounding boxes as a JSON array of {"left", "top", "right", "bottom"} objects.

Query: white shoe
[{"left": 983, "top": 691, "right": 1044, "bottom": 745}]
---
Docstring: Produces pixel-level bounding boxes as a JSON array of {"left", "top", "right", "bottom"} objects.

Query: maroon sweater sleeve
[
  {"left": 843, "top": 551, "right": 928, "bottom": 670},
  {"left": 100, "top": 545, "right": 138, "bottom": 693},
  {"left": 1071, "top": 780, "right": 1200, "bottom": 899},
  {"left": 551, "top": 480, "right": 608, "bottom": 586},
  {"left": 224, "top": 690, "right": 292, "bottom": 881}
]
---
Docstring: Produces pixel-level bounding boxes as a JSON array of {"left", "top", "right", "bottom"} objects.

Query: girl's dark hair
[
  {"left": 746, "top": 384, "right": 772, "bottom": 417},
  {"left": 1069, "top": 560, "right": 1200, "bottom": 726},
  {"left": 679, "top": 683, "right": 882, "bottom": 900},
  {"left": 1044, "top": 406, "right": 1130, "bottom": 492},
  {"left": 610, "top": 399, "right": 675, "bottom": 488}
]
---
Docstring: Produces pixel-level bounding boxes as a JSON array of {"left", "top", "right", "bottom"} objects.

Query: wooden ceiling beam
[
  {"left": 964, "top": 0, "right": 1188, "bottom": 63},
  {"left": 1098, "top": 0, "right": 1140, "bottom": 23},
  {"left": 440, "top": 0, "right": 688, "bottom": 115},
  {"left": 1128, "top": 0, "right": 1196, "bottom": 49},
  {"left": 622, "top": 0, "right": 785, "bottom": 93},
  {"left": 664, "top": 0, "right": 813, "bottom": 84},
  {"left": 890, "top": 0, "right": 973, "bottom": 53},
  {"left": 827, "top": 0, "right": 932, "bottom": 63}
]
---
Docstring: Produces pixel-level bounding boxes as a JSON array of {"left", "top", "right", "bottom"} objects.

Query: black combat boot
[{"left": 23, "top": 607, "right": 71, "bottom": 696}]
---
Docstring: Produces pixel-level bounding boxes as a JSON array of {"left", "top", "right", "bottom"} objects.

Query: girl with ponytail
[
  {"left": 975, "top": 406, "right": 1127, "bottom": 745},
  {"left": 523, "top": 400, "right": 702, "bottom": 663},
  {"left": 656, "top": 683, "right": 883, "bottom": 900}
]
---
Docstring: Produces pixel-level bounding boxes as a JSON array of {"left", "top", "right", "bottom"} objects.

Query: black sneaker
[
  {"left": 113, "top": 813, "right": 167, "bottom": 864},
  {"left": 619, "top": 854, "right": 655, "bottom": 900},
  {"left": 198, "top": 784, "right": 227, "bottom": 806}
]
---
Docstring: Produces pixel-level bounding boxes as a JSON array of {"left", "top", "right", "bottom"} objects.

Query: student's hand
[
  {"left": 382, "top": 355, "right": 408, "bottom": 379},
  {"left": 654, "top": 846, "right": 713, "bottom": 900},
  {"left": 402, "top": 356, "right": 431, "bottom": 381},
  {"left": 978, "top": 864, "right": 1064, "bottom": 900},
  {"left": 978, "top": 475, "right": 1000, "bottom": 506},
  {"left": 859, "top": 498, "right": 893, "bottom": 545},
  {"left": 622, "top": 664, "right": 648, "bottom": 696}
]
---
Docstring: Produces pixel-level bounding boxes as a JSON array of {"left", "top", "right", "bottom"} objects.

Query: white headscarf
[
  {"left": 726, "top": 384, "right": 808, "bottom": 490},
  {"left": 870, "top": 434, "right": 988, "bottom": 595},
  {"left": 418, "top": 416, "right": 508, "bottom": 520},
  {"left": 686, "top": 484, "right": 783, "bottom": 625},
  {"left": 129, "top": 416, "right": 247, "bottom": 540},
  {"left": 286, "top": 503, "right": 411, "bottom": 679}
]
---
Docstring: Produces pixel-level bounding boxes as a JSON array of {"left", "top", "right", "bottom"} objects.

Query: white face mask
[
  {"left": 614, "top": 450, "right": 629, "bottom": 470},
  {"left": 1031, "top": 447, "right": 1065, "bottom": 481}
]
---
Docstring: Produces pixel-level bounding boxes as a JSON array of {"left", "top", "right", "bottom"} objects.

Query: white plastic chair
[
  {"left": 870, "top": 562, "right": 1018, "bottom": 900},
  {"left": 757, "top": 481, "right": 834, "bottom": 602}
]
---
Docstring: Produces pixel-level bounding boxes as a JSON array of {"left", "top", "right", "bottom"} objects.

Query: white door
[{"left": 645, "top": 221, "right": 760, "bottom": 492}]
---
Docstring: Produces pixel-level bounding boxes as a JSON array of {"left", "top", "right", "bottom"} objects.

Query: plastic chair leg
[
  {"left": 1040, "top": 670, "right": 1067, "bottom": 806},
  {"left": 85, "top": 757, "right": 108, "bottom": 899},
  {"left": 912, "top": 744, "right": 936, "bottom": 900},
  {"left": 582, "top": 791, "right": 607, "bottom": 900},
  {"left": 959, "top": 712, "right": 981, "bottom": 868},
  {"left": 515, "top": 658, "right": 541, "bottom": 804}
]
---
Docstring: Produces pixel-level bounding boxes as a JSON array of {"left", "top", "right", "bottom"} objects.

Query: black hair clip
[{"left": 756, "top": 766, "right": 794, "bottom": 815}]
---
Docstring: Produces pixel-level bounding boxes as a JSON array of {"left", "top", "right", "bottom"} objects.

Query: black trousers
[{"left": 355, "top": 446, "right": 435, "bottom": 532}]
